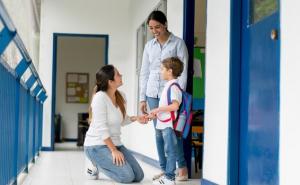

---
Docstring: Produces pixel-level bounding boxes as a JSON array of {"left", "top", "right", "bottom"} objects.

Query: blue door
[{"left": 239, "top": 0, "right": 280, "bottom": 184}]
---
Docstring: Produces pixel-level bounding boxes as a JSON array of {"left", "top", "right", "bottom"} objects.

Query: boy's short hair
[{"left": 162, "top": 57, "right": 184, "bottom": 78}]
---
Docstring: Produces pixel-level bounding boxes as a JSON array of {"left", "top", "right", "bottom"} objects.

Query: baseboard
[
  {"left": 41, "top": 147, "right": 54, "bottom": 151},
  {"left": 63, "top": 138, "right": 77, "bottom": 142},
  {"left": 201, "top": 178, "right": 219, "bottom": 185},
  {"left": 129, "top": 150, "right": 160, "bottom": 169}
]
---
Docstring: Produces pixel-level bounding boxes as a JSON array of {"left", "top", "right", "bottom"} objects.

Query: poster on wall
[{"left": 66, "top": 72, "right": 89, "bottom": 103}]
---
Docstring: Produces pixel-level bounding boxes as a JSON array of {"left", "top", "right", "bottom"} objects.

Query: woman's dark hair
[
  {"left": 95, "top": 65, "right": 126, "bottom": 118},
  {"left": 147, "top": 10, "right": 168, "bottom": 25}
]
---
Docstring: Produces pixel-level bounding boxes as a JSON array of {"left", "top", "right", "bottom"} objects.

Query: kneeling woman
[{"left": 84, "top": 65, "right": 146, "bottom": 183}]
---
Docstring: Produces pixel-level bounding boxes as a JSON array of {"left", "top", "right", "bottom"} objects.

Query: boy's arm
[{"left": 150, "top": 100, "right": 180, "bottom": 116}]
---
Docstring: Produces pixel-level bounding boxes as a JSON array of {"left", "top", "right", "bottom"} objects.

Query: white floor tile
[{"left": 19, "top": 142, "right": 201, "bottom": 185}]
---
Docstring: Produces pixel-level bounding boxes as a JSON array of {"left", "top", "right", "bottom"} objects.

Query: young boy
[{"left": 149, "top": 57, "right": 184, "bottom": 185}]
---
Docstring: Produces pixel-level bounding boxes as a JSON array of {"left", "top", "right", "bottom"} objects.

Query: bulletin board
[{"left": 66, "top": 72, "right": 89, "bottom": 103}]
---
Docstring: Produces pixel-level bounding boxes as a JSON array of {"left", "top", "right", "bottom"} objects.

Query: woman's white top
[
  {"left": 156, "top": 79, "right": 182, "bottom": 130},
  {"left": 84, "top": 91, "right": 132, "bottom": 146}
]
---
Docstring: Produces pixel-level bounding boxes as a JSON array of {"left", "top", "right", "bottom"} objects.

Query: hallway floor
[{"left": 19, "top": 143, "right": 201, "bottom": 185}]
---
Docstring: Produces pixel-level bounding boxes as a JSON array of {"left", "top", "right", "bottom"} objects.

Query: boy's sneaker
[
  {"left": 153, "top": 176, "right": 176, "bottom": 185},
  {"left": 152, "top": 172, "right": 165, "bottom": 180}
]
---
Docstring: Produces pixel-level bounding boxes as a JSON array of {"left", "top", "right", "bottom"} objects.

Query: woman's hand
[
  {"left": 147, "top": 108, "right": 159, "bottom": 121},
  {"left": 111, "top": 149, "right": 125, "bottom": 166},
  {"left": 140, "top": 101, "right": 148, "bottom": 114},
  {"left": 136, "top": 115, "right": 148, "bottom": 124}
]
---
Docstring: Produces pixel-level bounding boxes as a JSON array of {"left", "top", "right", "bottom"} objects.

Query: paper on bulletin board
[{"left": 66, "top": 73, "right": 89, "bottom": 103}]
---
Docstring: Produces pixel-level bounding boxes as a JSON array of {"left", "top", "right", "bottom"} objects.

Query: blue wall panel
[
  {"left": 39, "top": 104, "right": 43, "bottom": 149},
  {"left": 28, "top": 95, "right": 35, "bottom": 162},
  {"left": 1, "top": 3, "right": 47, "bottom": 183},
  {"left": 0, "top": 64, "right": 18, "bottom": 185},
  {"left": 35, "top": 100, "right": 39, "bottom": 154},
  {"left": 17, "top": 87, "right": 29, "bottom": 174}
]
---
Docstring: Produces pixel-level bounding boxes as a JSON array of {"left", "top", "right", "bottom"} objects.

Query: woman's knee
[
  {"left": 134, "top": 170, "right": 144, "bottom": 182},
  {"left": 114, "top": 167, "right": 135, "bottom": 183}
]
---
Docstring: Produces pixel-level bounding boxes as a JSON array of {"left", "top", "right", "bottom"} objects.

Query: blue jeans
[
  {"left": 84, "top": 145, "right": 144, "bottom": 183},
  {"left": 159, "top": 127, "right": 177, "bottom": 179},
  {"left": 147, "top": 97, "right": 187, "bottom": 170}
]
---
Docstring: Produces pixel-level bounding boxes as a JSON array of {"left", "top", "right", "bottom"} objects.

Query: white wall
[
  {"left": 121, "top": 0, "right": 187, "bottom": 160},
  {"left": 39, "top": 0, "right": 133, "bottom": 147},
  {"left": 167, "top": 0, "right": 184, "bottom": 38},
  {"left": 122, "top": 0, "right": 161, "bottom": 160},
  {"left": 2, "top": 0, "right": 39, "bottom": 70},
  {"left": 280, "top": 1, "right": 300, "bottom": 184},
  {"left": 202, "top": 0, "right": 230, "bottom": 184}
]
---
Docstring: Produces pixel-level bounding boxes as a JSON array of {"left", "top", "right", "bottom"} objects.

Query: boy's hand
[
  {"left": 149, "top": 108, "right": 159, "bottom": 116},
  {"left": 146, "top": 114, "right": 156, "bottom": 121},
  {"left": 147, "top": 108, "right": 159, "bottom": 121}
]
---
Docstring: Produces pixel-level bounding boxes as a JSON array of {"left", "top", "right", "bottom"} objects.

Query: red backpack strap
[{"left": 157, "top": 82, "right": 181, "bottom": 122}]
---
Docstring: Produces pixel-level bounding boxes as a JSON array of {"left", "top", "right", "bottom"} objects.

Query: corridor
[{"left": 19, "top": 143, "right": 200, "bottom": 185}]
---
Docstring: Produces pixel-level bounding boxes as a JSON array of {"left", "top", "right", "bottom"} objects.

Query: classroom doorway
[
  {"left": 51, "top": 33, "right": 108, "bottom": 150},
  {"left": 183, "top": 0, "right": 207, "bottom": 179}
]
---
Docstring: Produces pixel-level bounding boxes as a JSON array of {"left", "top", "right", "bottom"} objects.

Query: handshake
[{"left": 135, "top": 108, "right": 159, "bottom": 124}]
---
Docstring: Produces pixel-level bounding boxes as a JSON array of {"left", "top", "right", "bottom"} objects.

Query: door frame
[
  {"left": 183, "top": 0, "right": 195, "bottom": 178},
  {"left": 228, "top": 0, "right": 242, "bottom": 184},
  {"left": 50, "top": 33, "right": 109, "bottom": 150},
  {"left": 228, "top": 1, "right": 281, "bottom": 185}
]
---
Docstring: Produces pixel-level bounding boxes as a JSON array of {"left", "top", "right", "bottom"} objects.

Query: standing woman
[
  {"left": 139, "top": 10, "right": 189, "bottom": 181},
  {"left": 84, "top": 65, "right": 145, "bottom": 183}
]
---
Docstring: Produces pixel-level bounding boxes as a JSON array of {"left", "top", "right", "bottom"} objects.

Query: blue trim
[
  {"left": 13, "top": 82, "right": 20, "bottom": 185},
  {"left": 15, "top": 58, "right": 30, "bottom": 79},
  {"left": 0, "top": 27, "right": 16, "bottom": 54},
  {"left": 25, "top": 90, "right": 30, "bottom": 173},
  {"left": 40, "top": 95, "right": 47, "bottom": 103},
  {"left": 53, "top": 33, "right": 109, "bottom": 65},
  {"left": 38, "top": 91, "right": 47, "bottom": 103},
  {"left": 41, "top": 147, "right": 54, "bottom": 151},
  {"left": 33, "top": 84, "right": 42, "bottom": 97},
  {"left": 37, "top": 91, "right": 45, "bottom": 100},
  {"left": 201, "top": 178, "right": 218, "bottom": 185},
  {"left": 129, "top": 150, "right": 160, "bottom": 169},
  {"left": 228, "top": 0, "right": 242, "bottom": 184},
  {"left": 25, "top": 75, "right": 37, "bottom": 90},
  {"left": 51, "top": 34, "right": 58, "bottom": 151},
  {"left": 0, "top": 56, "right": 17, "bottom": 77},
  {"left": 51, "top": 33, "right": 109, "bottom": 151},
  {"left": 183, "top": 0, "right": 195, "bottom": 178},
  {"left": 63, "top": 138, "right": 77, "bottom": 142}
]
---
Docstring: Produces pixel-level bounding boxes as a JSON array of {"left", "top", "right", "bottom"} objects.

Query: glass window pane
[{"left": 251, "top": 0, "right": 278, "bottom": 24}]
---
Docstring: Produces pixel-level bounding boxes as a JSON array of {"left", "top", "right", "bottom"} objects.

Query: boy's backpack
[{"left": 159, "top": 82, "right": 193, "bottom": 139}]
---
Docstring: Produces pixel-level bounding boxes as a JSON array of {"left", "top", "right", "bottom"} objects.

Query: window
[
  {"left": 251, "top": 0, "right": 278, "bottom": 24},
  {"left": 135, "top": 0, "right": 167, "bottom": 114}
]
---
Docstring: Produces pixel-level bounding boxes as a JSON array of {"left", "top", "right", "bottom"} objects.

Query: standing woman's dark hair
[
  {"left": 95, "top": 65, "right": 126, "bottom": 118},
  {"left": 147, "top": 10, "right": 168, "bottom": 28}
]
